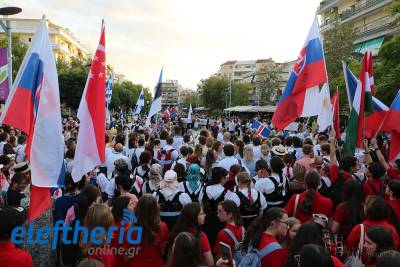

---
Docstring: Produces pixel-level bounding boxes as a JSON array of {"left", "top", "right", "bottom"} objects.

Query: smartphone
[{"left": 219, "top": 242, "right": 234, "bottom": 267}]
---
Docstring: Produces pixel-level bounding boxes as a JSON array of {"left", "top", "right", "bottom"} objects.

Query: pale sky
[{"left": 6, "top": 0, "right": 321, "bottom": 91}]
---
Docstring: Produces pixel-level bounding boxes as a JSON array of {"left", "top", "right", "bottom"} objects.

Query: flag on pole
[
  {"left": 343, "top": 54, "right": 368, "bottom": 156},
  {"left": 271, "top": 17, "right": 327, "bottom": 130},
  {"left": 72, "top": 21, "right": 106, "bottom": 182},
  {"left": 368, "top": 52, "right": 375, "bottom": 96},
  {"left": 187, "top": 103, "right": 193, "bottom": 123},
  {"left": 178, "top": 93, "right": 182, "bottom": 114},
  {"left": 331, "top": 88, "right": 341, "bottom": 139},
  {"left": 105, "top": 73, "right": 113, "bottom": 107},
  {"left": 317, "top": 84, "right": 333, "bottom": 132},
  {"left": 0, "top": 17, "right": 64, "bottom": 221},
  {"left": 134, "top": 89, "right": 145, "bottom": 115},
  {"left": 146, "top": 68, "right": 163, "bottom": 126},
  {"left": 364, "top": 53, "right": 375, "bottom": 117}
]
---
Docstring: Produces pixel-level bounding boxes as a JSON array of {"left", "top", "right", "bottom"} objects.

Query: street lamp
[{"left": 0, "top": 6, "right": 22, "bottom": 95}]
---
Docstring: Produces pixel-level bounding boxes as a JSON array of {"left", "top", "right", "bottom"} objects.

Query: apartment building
[
  {"left": 0, "top": 18, "right": 90, "bottom": 61},
  {"left": 317, "top": 0, "right": 398, "bottom": 55},
  {"left": 160, "top": 79, "right": 179, "bottom": 108}
]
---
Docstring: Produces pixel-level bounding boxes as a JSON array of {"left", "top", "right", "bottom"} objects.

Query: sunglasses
[{"left": 313, "top": 213, "right": 329, "bottom": 222}]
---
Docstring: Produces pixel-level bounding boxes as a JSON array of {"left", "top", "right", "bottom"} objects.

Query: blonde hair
[
  {"left": 261, "top": 144, "right": 270, "bottom": 156},
  {"left": 77, "top": 258, "right": 104, "bottom": 267},
  {"left": 287, "top": 217, "right": 301, "bottom": 229},
  {"left": 243, "top": 145, "right": 254, "bottom": 162},
  {"left": 237, "top": 171, "right": 253, "bottom": 200},
  {"left": 80, "top": 203, "right": 115, "bottom": 254},
  {"left": 293, "top": 163, "right": 307, "bottom": 182}
]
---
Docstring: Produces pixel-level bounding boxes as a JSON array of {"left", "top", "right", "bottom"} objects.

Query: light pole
[{"left": 0, "top": 6, "right": 22, "bottom": 96}]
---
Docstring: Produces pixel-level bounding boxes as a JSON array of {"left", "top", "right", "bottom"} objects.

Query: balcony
[
  {"left": 341, "top": 0, "right": 392, "bottom": 22},
  {"left": 317, "top": 0, "right": 342, "bottom": 14},
  {"left": 320, "top": 20, "right": 338, "bottom": 32},
  {"left": 356, "top": 19, "right": 395, "bottom": 39}
]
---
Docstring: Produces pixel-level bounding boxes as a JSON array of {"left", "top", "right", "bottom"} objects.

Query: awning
[{"left": 354, "top": 37, "right": 385, "bottom": 56}]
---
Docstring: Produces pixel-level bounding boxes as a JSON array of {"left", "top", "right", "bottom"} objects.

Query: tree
[
  {"left": 0, "top": 34, "right": 28, "bottom": 80},
  {"left": 386, "top": 0, "right": 400, "bottom": 27},
  {"left": 323, "top": 22, "right": 357, "bottom": 111},
  {"left": 231, "top": 82, "right": 252, "bottom": 106},
  {"left": 199, "top": 76, "right": 228, "bottom": 111},
  {"left": 256, "top": 64, "right": 282, "bottom": 105}
]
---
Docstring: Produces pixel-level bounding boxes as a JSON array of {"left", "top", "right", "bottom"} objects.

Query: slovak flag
[
  {"left": 272, "top": 17, "right": 327, "bottom": 130},
  {"left": 72, "top": 21, "right": 106, "bottom": 182},
  {"left": 251, "top": 119, "right": 270, "bottom": 139},
  {"left": 0, "top": 17, "right": 64, "bottom": 221}
]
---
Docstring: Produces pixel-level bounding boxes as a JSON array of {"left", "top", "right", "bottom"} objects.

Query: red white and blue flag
[
  {"left": 72, "top": 21, "right": 106, "bottom": 182},
  {"left": 251, "top": 119, "right": 270, "bottom": 139},
  {"left": 0, "top": 18, "right": 64, "bottom": 221},
  {"left": 272, "top": 17, "right": 327, "bottom": 130}
]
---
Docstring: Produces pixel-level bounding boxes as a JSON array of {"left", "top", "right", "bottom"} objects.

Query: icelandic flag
[
  {"left": 0, "top": 18, "right": 64, "bottom": 221},
  {"left": 251, "top": 119, "right": 271, "bottom": 139},
  {"left": 342, "top": 61, "right": 389, "bottom": 137},
  {"left": 72, "top": 21, "right": 106, "bottom": 182},
  {"left": 134, "top": 89, "right": 145, "bottom": 115},
  {"left": 271, "top": 17, "right": 327, "bottom": 130},
  {"left": 146, "top": 68, "right": 163, "bottom": 126}
]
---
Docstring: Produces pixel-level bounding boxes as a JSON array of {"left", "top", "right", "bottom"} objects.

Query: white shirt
[
  {"left": 219, "top": 156, "right": 239, "bottom": 172},
  {"left": 229, "top": 122, "right": 236, "bottom": 132},
  {"left": 199, "top": 184, "right": 240, "bottom": 207},
  {"left": 237, "top": 188, "right": 268, "bottom": 214},
  {"left": 178, "top": 181, "right": 203, "bottom": 196},
  {"left": 96, "top": 173, "right": 110, "bottom": 193},
  {"left": 171, "top": 157, "right": 188, "bottom": 171},
  {"left": 0, "top": 141, "right": 6, "bottom": 155},
  {"left": 153, "top": 190, "right": 192, "bottom": 205},
  {"left": 15, "top": 144, "right": 26, "bottom": 163},
  {"left": 173, "top": 136, "right": 184, "bottom": 151},
  {"left": 253, "top": 145, "right": 262, "bottom": 160},
  {"left": 105, "top": 151, "right": 128, "bottom": 179},
  {"left": 254, "top": 173, "right": 288, "bottom": 205}
]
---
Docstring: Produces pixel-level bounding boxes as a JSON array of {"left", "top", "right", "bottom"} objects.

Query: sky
[{"left": 5, "top": 0, "right": 322, "bottom": 92}]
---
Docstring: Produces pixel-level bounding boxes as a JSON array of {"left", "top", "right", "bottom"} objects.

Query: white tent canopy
[{"left": 224, "top": 105, "right": 276, "bottom": 113}]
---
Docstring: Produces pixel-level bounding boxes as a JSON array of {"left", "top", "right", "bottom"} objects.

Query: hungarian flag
[
  {"left": 344, "top": 53, "right": 369, "bottom": 156},
  {"left": 331, "top": 88, "right": 341, "bottom": 139},
  {"left": 72, "top": 21, "right": 106, "bottom": 182}
]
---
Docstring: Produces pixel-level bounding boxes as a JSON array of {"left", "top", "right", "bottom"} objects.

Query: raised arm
[
  {"left": 371, "top": 138, "right": 390, "bottom": 170},
  {"left": 362, "top": 139, "right": 373, "bottom": 165}
]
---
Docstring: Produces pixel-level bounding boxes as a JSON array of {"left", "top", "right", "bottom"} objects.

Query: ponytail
[
  {"left": 237, "top": 172, "right": 252, "bottom": 201},
  {"left": 300, "top": 171, "right": 320, "bottom": 215}
]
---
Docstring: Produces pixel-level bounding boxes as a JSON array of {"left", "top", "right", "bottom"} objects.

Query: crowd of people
[{"left": 1, "top": 115, "right": 400, "bottom": 267}]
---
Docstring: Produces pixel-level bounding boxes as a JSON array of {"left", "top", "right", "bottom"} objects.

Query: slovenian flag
[
  {"left": 271, "top": 17, "right": 327, "bottom": 130},
  {"left": 72, "top": 21, "right": 106, "bottom": 182},
  {"left": 0, "top": 17, "right": 64, "bottom": 221}
]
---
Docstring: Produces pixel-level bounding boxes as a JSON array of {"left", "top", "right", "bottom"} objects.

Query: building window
[{"left": 28, "top": 38, "right": 32, "bottom": 42}]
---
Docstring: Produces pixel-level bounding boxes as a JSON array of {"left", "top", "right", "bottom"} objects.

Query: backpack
[
  {"left": 239, "top": 242, "right": 281, "bottom": 267},
  {"left": 130, "top": 149, "right": 139, "bottom": 170},
  {"left": 157, "top": 148, "right": 176, "bottom": 173},
  {"left": 263, "top": 174, "right": 288, "bottom": 204},
  {"left": 223, "top": 227, "right": 245, "bottom": 265}
]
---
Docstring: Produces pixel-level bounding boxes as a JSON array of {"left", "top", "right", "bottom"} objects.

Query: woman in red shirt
[
  {"left": 346, "top": 195, "right": 400, "bottom": 254},
  {"left": 331, "top": 179, "right": 365, "bottom": 240},
  {"left": 363, "top": 226, "right": 396, "bottom": 267},
  {"left": 242, "top": 207, "right": 289, "bottom": 267},
  {"left": 128, "top": 194, "right": 169, "bottom": 267},
  {"left": 170, "top": 232, "right": 203, "bottom": 267},
  {"left": 213, "top": 200, "right": 244, "bottom": 258},
  {"left": 166, "top": 202, "right": 213, "bottom": 267},
  {"left": 285, "top": 171, "right": 333, "bottom": 223},
  {"left": 386, "top": 180, "right": 400, "bottom": 227}
]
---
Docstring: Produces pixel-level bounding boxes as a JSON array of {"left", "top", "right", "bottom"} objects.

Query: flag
[
  {"left": 178, "top": 93, "right": 182, "bottom": 114},
  {"left": 343, "top": 54, "right": 368, "bottom": 156},
  {"left": 134, "top": 89, "right": 145, "bottom": 115},
  {"left": 368, "top": 52, "right": 375, "bottom": 96},
  {"left": 251, "top": 119, "right": 270, "bottom": 139},
  {"left": 0, "top": 18, "right": 64, "bottom": 221},
  {"left": 331, "top": 88, "right": 341, "bottom": 139},
  {"left": 271, "top": 17, "right": 327, "bottom": 130},
  {"left": 105, "top": 73, "right": 113, "bottom": 107},
  {"left": 342, "top": 61, "right": 389, "bottom": 138},
  {"left": 146, "top": 68, "right": 163, "bottom": 126},
  {"left": 119, "top": 110, "right": 124, "bottom": 120},
  {"left": 317, "top": 84, "right": 333, "bottom": 132},
  {"left": 72, "top": 21, "right": 106, "bottom": 182},
  {"left": 363, "top": 53, "right": 374, "bottom": 116},
  {"left": 187, "top": 103, "right": 193, "bottom": 123}
]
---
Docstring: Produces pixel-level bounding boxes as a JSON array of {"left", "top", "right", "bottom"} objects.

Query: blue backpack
[
  {"left": 223, "top": 227, "right": 245, "bottom": 265},
  {"left": 238, "top": 242, "right": 282, "bottom": 267}
]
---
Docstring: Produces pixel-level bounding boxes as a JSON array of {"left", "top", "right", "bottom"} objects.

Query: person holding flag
[{"left": 146, "top": 68, "right": 163, "bottom": 126}]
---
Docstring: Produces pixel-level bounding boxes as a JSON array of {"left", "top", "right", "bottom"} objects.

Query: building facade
[
  {"left": 0, "top": 18, "right": 90, "bottom": 61},
  {"left": 160, "top": 79, "right": 179, "bottom": 108},
  {"left": 317, "top": 0, "right": 398, "bottom": 55}
]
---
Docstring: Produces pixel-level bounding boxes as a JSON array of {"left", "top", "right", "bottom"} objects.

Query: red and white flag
[
  {"left": 331, "top": 88, "right": 341, "bottom": 139},
  {"left": 72, "top": 22, "right": 106, "bottom": 182}
]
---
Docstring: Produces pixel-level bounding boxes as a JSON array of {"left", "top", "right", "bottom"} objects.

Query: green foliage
[
  {"left": 109, "top": 81, "right": 152, "bottom": 113},
  {"left": 0, "top": 34, "right": 28, "bottom": 80},
  {"left": 375, "top": 35, "right": 400, "bottom": 106},
  {"left": 231, "top": 82, "right": 252, "bottom": 106},
  {"left": 386, "top": 0, "right": 400, "bottom": 27},
  {"left": 256, "top": 64, "right": 282, "bottom": 105},
  {"left": 199, "top": 76, "right": 228, "bottom": 111}
]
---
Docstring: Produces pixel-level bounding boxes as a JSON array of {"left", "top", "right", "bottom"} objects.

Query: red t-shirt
[
  {"left": 388, "top": 199, "right": 400, "bottom": 226},
  {"left": 128, "top": 221, "right": 169, "bottom": 267},
  {"left": 332, "top": 256, "right": 345, "bottom": 267},
  {"left": 346, "top": 219, "right": 400, "bottom": 251},
  {"left": 188, "top": 227, "right": 211, "bottom": 253},
  {"left": 284, "top": 192, "right": 333, "bottom": 223},
  {"left": 213, "top": 224, "right": 244, "bottom": 255},
  {"left": 333, "top": 202, "right": 361, "bottom": 239},
  {"left": 387, "top": 168, "right": 400, "bottom": 180},
  {"left": 330, "top": 165, "right": 352, "bottom": 185},
  {"left": 111, "top": 220, "right": 131, "bottom": 266},
  {"left": 258, "top": 233, "right": 287, "bottom": 267},
  {"left": 87, "top": 248, "right": 115, "bottom": 267},
  {"left": 0, "top": 242, "right": 33, "bottom": 267},
  {"left": 363, "top": 179, "right": 384, "bottom": 197}
]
